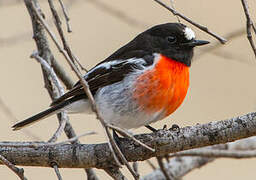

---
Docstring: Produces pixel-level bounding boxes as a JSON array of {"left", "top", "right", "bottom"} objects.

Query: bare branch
[
  {"left": 143, "top": 136, "right": 256, "bottom": 179},
  {"left": 1, "top": 112, "right": 256, "bottom": 169},
  {"left": 51, "top": 58, "right": 74, "bottom": 89},
  {"left": 31, "top": 51, "right": 64, "bottom": 95},
  {"left": 0, "top": 154, "right": 27, "bottom": 180},
  {"left": 30, "top": 51, "right": 67, "bottom": 142},
  {"left": 57, "top": 0, "right": 72, "bottom": 32},
  {"left": 241, "top": 0, "right": 256, "bottom": 58},
  {"left": 107, "top": 124, "right": 155, "bottom": 152},
  {"left": 52, "top": 163, "right": 63, "bottom": 180},
  {"left": 153, "top": 0, "right": 227, "bottom": 44},
  {"left": 47, "top": 0, "right": 87, "bottom": 72},
  {"left": 170, "top": 149, "right": 256, "bottom": 159},
  {"left": 146, "top": 160, "right": 157, "bottom": 170},
  {"left": 85, "top": 169, "right": 100, "bottom": 180},
  {"left": 133, "top": 162, "right": 139, "bottom": 175}
]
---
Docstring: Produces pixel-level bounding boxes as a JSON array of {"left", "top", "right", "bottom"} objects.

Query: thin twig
[
  {"left": 107, "top": 124, "right": 155, "bottom": 152},
  {"left": 105, "top": 126, "right": 140, "bottom": 179},
  {"left": 156, "top": 157, "right": 173, "bottom": 180},
  {"left": 85, "top": 168, "right": 100, "bottom": 180},
  {"left": 51, "top": 57, "right": 74, "bottom": 89},
  {"left": 146, "top": 160, "right": 157, "bottom": 170},
  {"left": 0, "top": 154, "right": 27, "bottom": 180},
  {"left": 133, "top": 162, "right": 139, "bottom": 175},
  {"left": 241, "top": 0, "right": 256, "bottom": 58},
  {"left": 169, "top": 149, "right": 256, "bottom": 159},
  {"left": 31, "top": 51, "right": 64, "bottom": 95},
  {"left": 57, "top": 0, "right": 71, "bottom": 32},
  {"left": 48, "top": 0, "right": 87, "bottom": 72},
  {"left": 169, "top": 0, "right": 180, "bottom": 22},
  {"left": 48, "top": 112, "right": 68, "bottom": 143},
  {"left": 31, "top": 51, "right": 67, "bottom": 142},
  {"left": 153, "top": 0, "right": 227, "bottom": 44},
  {"left": 52, "top": 163, "right": 63, "bottom": 180}
]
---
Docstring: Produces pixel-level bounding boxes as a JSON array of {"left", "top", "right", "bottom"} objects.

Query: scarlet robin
[{"left": 12, "top": 23, "right": 209, "bottom": 131}]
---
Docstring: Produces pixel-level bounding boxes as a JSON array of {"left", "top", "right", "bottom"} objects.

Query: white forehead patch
[{"left": 184, "top": 27, "right": 195, "bottom": 40}]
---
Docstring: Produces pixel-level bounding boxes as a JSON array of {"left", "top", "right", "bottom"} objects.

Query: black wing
[{"left": 51, "top": 52, "right": 154, "bottom": 106}]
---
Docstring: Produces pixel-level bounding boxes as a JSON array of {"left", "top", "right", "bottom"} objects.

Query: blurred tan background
[{"left": 1, "top": 0, "right": 256, "bottom": 179}]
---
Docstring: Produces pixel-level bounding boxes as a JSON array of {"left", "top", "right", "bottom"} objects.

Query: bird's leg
[
  {"left": 145, "top": 125, "right": 157, "bottom": 132},
  {"left": 145, "top": 124, "right": 180, "bottom": 132}
]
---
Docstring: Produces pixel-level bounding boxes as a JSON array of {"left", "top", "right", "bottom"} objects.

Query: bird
[{"left": 12, "top": 23, "right": 209, "bottom": 131}]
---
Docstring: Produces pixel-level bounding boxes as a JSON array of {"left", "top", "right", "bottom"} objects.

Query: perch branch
[{"left": 1, "top": 112, "right": 256, "bottom": 169}]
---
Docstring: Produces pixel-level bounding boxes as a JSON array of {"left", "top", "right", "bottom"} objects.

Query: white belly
[{"left": 64, "top": 74, "right": 164, "bottom": 129}]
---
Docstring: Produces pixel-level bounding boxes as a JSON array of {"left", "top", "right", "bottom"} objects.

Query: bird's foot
[
  {"left": 145, "top": 124, "right": 180, "bottom": 132},
  {"left": 112, "top": 129, "right": 122, "bottom": 150},
  {"left": 169, "top": 124, "right": 180, "bottom": 131}
]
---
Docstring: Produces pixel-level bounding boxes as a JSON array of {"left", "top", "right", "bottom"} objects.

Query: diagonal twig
[
  {"left": 107, "top": 124, "right": 155, "bottom": 152},
  {"left": 52, "top": 163, "right": 63, "bottom": 180},
  {"left": 153, "top": 0, "right": 227, "bottom": 44},
  {"left": 156, "top": 157, "right": 174, "bottom": 180},
  {"left": 31, "top": 51, "right": 67, "bottom": 143},
  {"left": 0, "top": 154, "right": 27, "bottom": 180},
  {"left": 241, "top": 0, "right": 256, "bottom": 58},
  {"left": 57, "top": 0, "right": 71, "bottom": 32},
  {"left": 48, "top": 0, "right": 87, "bottom": 72},
  {"left": 146, "top": 160, "right": 157, "bottom": 170}
]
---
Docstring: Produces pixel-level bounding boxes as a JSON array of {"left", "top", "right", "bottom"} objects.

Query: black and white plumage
[{"left": 12, "top": 23, "right": 209, "bottom": 130}]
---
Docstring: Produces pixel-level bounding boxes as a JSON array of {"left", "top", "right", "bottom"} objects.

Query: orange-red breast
[{"left": 12, "top": 23, "right": 209, "bottom": 131}]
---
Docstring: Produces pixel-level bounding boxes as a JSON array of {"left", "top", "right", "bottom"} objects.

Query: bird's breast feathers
[
  {"left": 94, "top": 53, "right": 189, "bottom": 128},
  {"left": 133, "top": 54, "right": 190, "bottom": 116}
]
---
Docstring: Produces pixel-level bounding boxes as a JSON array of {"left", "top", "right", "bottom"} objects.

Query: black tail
[{"left": 12, "top": 101, "right": 69, "bottom": 131}]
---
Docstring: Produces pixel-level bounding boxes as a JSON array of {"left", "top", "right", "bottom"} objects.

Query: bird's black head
[
  {"left": 138, "top": 23, "right": 209, "bottom": 66},
  {"left": 104, "top": 23, "right": 209, "bottom": 66}
]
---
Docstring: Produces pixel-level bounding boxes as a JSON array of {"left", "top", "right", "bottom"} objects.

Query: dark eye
[{"left": 166, "top": 36, "right": 176, "bottom": 43}]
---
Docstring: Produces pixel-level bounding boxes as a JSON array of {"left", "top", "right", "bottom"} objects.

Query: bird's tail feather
[{"left": 12, "top": 101, "right": 69, "bottom": 131}]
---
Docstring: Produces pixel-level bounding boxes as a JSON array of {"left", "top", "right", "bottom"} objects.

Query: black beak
[{"left": 182, "top": 39, "right": 210, "bottom": 47}]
